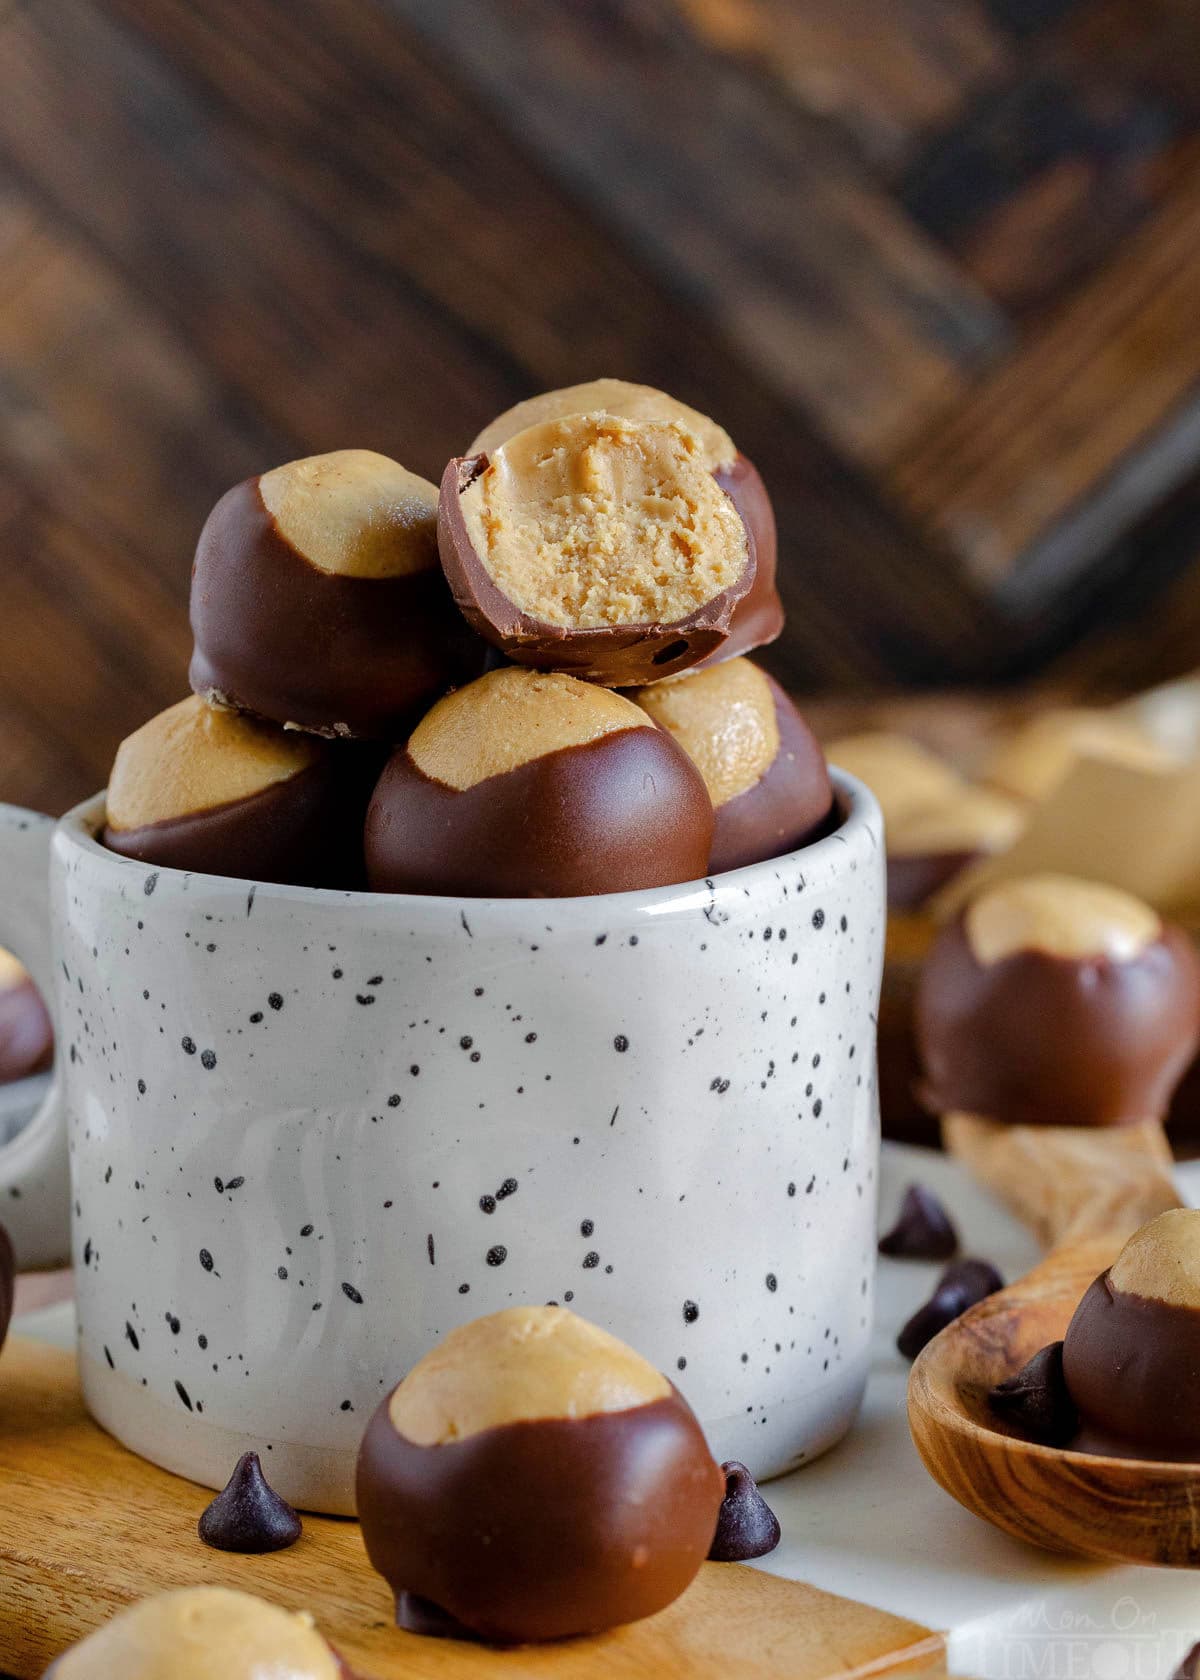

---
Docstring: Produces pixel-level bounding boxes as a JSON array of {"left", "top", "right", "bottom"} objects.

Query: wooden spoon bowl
[{"left": 907, "top": 1115, "right": 1199, "bottom": 1564}]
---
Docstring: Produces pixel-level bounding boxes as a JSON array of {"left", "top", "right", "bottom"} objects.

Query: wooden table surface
[{"left": 0, "top": 1337, "right": 947, "bottom": 1680}]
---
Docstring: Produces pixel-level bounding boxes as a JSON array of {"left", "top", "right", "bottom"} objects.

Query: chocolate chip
[
  {"left": 708, "top": 1461, "right": 781, "bottom": 1561},
  {"left": 897, "top": 1258, "right": 1003, "bottom": 1361},
  {"left": 198, "top": 1451, "right": 301, "bottom": 1553},
  {"left": 878, "top": 1184, "right": 958, "bottom": 1261},
  {"left": 988, "top": 1341, "right": 1078, "bottom": 1447}
]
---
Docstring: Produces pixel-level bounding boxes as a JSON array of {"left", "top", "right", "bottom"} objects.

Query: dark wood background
[{"left": 4, "top": 0, "right": 1200, "bottom": 815}]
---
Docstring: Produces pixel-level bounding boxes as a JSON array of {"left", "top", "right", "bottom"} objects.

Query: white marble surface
[{"left": 16, "top": 1142, "right": 1200, "bottom": 1677}]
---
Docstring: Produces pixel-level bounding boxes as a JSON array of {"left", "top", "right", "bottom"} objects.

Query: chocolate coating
[
  {"left": 896, "top": 1258, "right": 1003, "bottom": 1361},
  {"left": 365, "top": 677, "right": 714, "bottom": 898},
  {"left": 708, "top": 1461, "right": 781, "bottom": 1562},
  {"left": 706, "top": 454, "right": 783, "bottom": 666},
  {"left": 357, "top": 1387, "right": 722, "bottom": 1643},
  {"left": 916, "top": 913, "right": 1200, "bottom": 1128},
  {"left": 0, "top": 957, "right": 53, "bottom": 1084},
  {"left": 887, "top": 850, "right": 980, "bottom": 911},
  {"left": 632, "top": 662, "right": 832, "bottom": 874},
  {"left": 198, "top": 1451, "right": 302, "bottom": 1553},
  {"left": 104, "top": 758, "right": 348, "bottom": 888},
  {"left": 1063, "top": 1272, "right": 1200, "bottom": 1454},
  {"left": 437, "top": 438, "right": 756, "bottom": 688},
  {"left": 988, "top": 1341, "right": 1078, "bottom": 1447},
  {"left": 190, "top": 473, "right": 484, "bottom": 738},
  {"left": 878, "top": 1184, "right": 958, "bottom": 1261},
  {"left": 0, "top": 1224, "right": 13, "bottom": 1357}
]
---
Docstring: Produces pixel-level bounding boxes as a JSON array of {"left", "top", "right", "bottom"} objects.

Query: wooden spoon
[{"left": 906, "top": 1113, "right": 1200, "bottom": 1563}]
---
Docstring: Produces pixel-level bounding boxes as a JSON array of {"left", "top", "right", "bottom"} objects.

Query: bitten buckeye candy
[
  {"left": 364, "top": 668, "right": 713, "bottom": 897},
  {"left": 630, "top": 659, "right": 832, "bottom": 873},
  {"left": 190, "top": 449, "right": 484, "bottom": 737},
  {"left": 356, "top": 1305, "right": 723, "bottom": 1643},
  {"left": 1063, "top": 1210, "right": 1200, "bottom": 1455},
  {"left": 916, "top": 875, "right": 1200, "bottom": 1128},
  {"left": 102, "top": 696, "right": 356, "bottom": 888},
  {"left": 439, "top": 412, "right": 755, "bottom": 685},
  {"left": 470, "top": 378, "right": 783, "bottom": 667},
  {"left": 41, "top": 1587, "right": 344, "bottom": 1680}
]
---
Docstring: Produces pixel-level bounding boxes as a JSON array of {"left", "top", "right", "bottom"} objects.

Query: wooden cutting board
[{"left": 0, "top": 1337, "right": 946, "bottom": 1680}]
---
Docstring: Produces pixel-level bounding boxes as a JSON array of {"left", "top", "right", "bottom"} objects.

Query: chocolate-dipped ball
[
  {"left": 1063, "top": 1210, "right": 1200, "bottom": 1455},
  {"left": 190, "top": 449, "right": 484, "bottom": 737},
  {"left": 0, "top": 947, "right": 53, "bottom": 1084},
  {"left": 986, "top": 707, "right": 1176, "bottom": 803},
  {"left": 886, "top": 787, "right": 1024, "bottom": 910},
  {"left": 364, "top": 667, "right": 714, "bottom": 897},
  {"left": 630, "top": 658, "right": 832, "bottom": 873},
  {"left": 102, "top": 695, "right": 368, "bottom": 888},
  {"left": 356, "top": 1305, "right": 724, "bottom": 1643},
  {"left": 439, "top": 411, "right": 756, "bottom": 686},
  {"left": 916, "top": 875, "right": 1200, "bottom": 1128},
  {"left": 825, "top": 732, "right": 967, "bottom": 830},
  {"left": 469, "top": 378, "right": 783, "bottom": 667},
  {"left": 42, "top": 1588, "right": 345, "bottom": 1680}
]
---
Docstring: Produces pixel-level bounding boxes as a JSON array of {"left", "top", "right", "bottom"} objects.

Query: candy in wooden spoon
[
  {"left": 916, "top": 874, "right": 1200, "bottom": 1128},
  {"left": 1061, "top": 1209, "right": 1200, "bottom": 1457}
]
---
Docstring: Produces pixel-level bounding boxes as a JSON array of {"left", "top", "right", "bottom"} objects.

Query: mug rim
[{"left": 47, "top": 768, "right": 880, "bottom": 918}]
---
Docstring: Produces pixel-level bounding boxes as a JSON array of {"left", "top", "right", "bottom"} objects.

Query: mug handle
[{"left": 0, "top": 804, "right": 71, "bottom": 1268}]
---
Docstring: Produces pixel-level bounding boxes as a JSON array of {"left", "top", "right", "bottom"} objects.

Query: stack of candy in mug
[{"left": 102, "top": 379, "right": 836, "bottom": 899}]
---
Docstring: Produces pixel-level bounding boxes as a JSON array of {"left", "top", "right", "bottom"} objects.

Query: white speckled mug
[{"left": 0, "top": 772, "right": 883, "bottom": 1513}]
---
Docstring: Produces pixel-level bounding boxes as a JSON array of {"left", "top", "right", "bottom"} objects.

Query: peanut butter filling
[
  {"left": 470, "top": 378, "right": 737, "bottom": 472},
  {"left": 259, "top": 448, "right": 439, "bottom": 579},
  {"left": 388, "top": 1305, "right": 670, "bottom": 1446},
  {"left": 887, "top": 787, "right": 1024, "bottom": 859},
  {"left": 825, "top": 732, "right": 966, "bottom": 829},
  {"left": 986, "top": 708, "right": 1176, "bottom": 804},
  {"left": 0, "top": 947, "right": 30, "bottom": 991},
  {"left": 632, "top": 658, "right": 778, "bottom": 809},
  {"left": 106, "top": 696, "right": 319, "bottom": 830},
  {"left": 965, "top": 874, "right": 1161, "bottom": 966},
  {"left": 407, "top": 667, "right": 652, "bottom": 791},
  {"left": 459, "top": 414, "right": 749, "bottom": 630},
  {"left": 1110, "top": 1210, "right": 1200, "bottom": 1308},
  {"left": 53, "top": 1588, "right": 340, "bottom": 1680}
]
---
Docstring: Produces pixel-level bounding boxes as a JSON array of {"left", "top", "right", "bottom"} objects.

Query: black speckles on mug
[{"left": 56, "top": 771, "right": 883, "bottom": 1510}]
